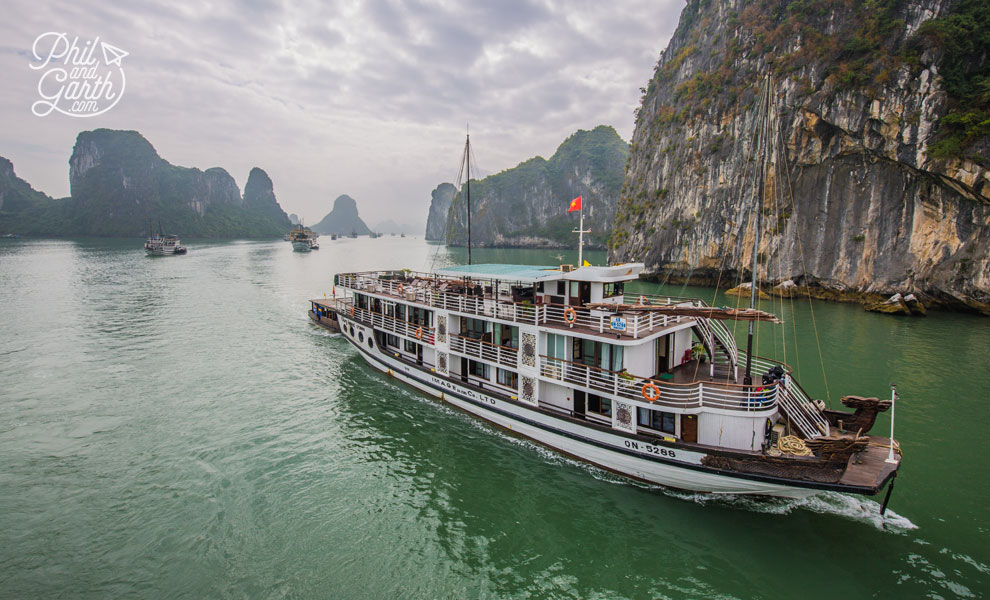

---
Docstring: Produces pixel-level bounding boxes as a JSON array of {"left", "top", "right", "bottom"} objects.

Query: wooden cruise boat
[{"left": 318, "top": 263, "right": 901, "bottom": 500}]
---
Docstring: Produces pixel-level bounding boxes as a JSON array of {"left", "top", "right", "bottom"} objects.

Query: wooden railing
[
  {"left": 539, "top": 355, "right": 778, "bottom": 413},
  {"left": 449, "top": 334, "right": 518, "bottom": 367}
]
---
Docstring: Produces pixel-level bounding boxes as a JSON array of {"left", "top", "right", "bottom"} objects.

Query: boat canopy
[
  {"left": 435, "top": 264, "right": 564, "bottom": 284},
  {"left": 434, "top": 262, "right": 646, "bottom": 284}
]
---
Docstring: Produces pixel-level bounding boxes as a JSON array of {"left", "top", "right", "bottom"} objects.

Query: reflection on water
[{"left": 0, "top": 237, "right": 986, "bottom": 599}]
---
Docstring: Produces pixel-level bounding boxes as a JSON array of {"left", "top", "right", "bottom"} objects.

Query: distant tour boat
[
  {"left": 145, "top": 225, "right": 186, "bottom": 255},
  {"left": 290, "top": 225, "right": 318, "bottom": 252}
]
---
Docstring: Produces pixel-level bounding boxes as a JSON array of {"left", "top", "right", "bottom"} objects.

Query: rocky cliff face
[
  {"left": 5, "top": 129, "right": 291, "bottom": 237},
  {"left": 424, "top": 182, "right": 455, "bottom": 240},
  {"left": 312, "top": 194, "right": 372, "bottom": 235},
  {"left": 445, "top": 125, "right": 628, "bottom": 248},
  {"left": 609, "top": 0, "right": 989, "bottom": 313}
]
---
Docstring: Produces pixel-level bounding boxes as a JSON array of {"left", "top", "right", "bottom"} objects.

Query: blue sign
[{"left": 610, "top": 316, "right": 627, "bottom": 331}]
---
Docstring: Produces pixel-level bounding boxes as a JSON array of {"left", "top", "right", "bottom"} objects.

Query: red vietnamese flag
[{"left": 568, "top": 196, "right": 582, "bottom": 212}]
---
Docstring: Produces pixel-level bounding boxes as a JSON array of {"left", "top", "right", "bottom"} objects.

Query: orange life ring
[
  {"left": 416, "top": 327, "right": 423, "bottom": 340},
  {"left": 350, "top": 307, "right": 355, "bottom": 318},
  {"left": 397, "top": 283, "right": 405, "bottom": 294},
  {"left": 563, "top": 307, "right": 577, "bottom": 324},
  {"left": 639, "top": 295, "right": 648, "bottom": 305},
  {"left": 642, "top": 382, "right": 661, "bottom": 402}
]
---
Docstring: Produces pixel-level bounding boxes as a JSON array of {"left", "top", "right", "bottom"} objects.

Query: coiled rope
[{"left": 777, "top": 435, "right": 813, "bottom": 456}]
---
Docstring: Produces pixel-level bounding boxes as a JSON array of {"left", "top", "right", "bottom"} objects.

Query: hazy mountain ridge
[
  {"left": 312, "top": 194, "right": 372, "bottom": 235},
  {"left": 609, "top": 0, "right": 989, "bottom": 313},
  {"left": 1, "top": 129, "right": 291, "bottom": 237}
]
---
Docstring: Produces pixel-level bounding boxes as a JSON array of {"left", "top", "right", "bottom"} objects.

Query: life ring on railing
[
  {"left": 639, "top": 295, "right": 648, "bottom": 305},
  {"left": 416, "top": 327, "right": 423, "bottom": 340},
  {"left": 563, "top": 307, "right": 577, "bottom": 324},
  {"left": 350, "top": 307, "right": 355, "bottom": 318},
  {"left": 641, "top": 382, "right": 661, "bottom": 402},
  {"left": 397, "top": 283, "right": 405, "bottom": 294}
]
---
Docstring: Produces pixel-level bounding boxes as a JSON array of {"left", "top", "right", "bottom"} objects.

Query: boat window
[
  {"left": 396, "top": 304, "right": 406, "bottom": 322},
  {"left": 574, "top": 339, "right": 623, "bottom": 371},
  {"left": 404, "top": 339, "right": 418, "bottom": 353},
  {"left": 496, "top": 368, "right": 518, "bottom": 390},
  {"left": 603, "top": 282, "right": 625, "bottom": 298},
  {"left": 386, "top": 334, "right": 400, "bottom": 348},
  {"left": 547, "top": 334, "right": 567, "bottom": 359},
  {"left": 383, "top": 301, "right": 395, "bottom": 318},
  {"left": 469, "top": 360, "right": 488, "bottom": 379},
  {"left": 460, "top": 317, "right": 488, "bottom": 340},
  {"left": 637, "top": 407, "right": 676, "bottom": 435},
  {"left": 493, "top": 324, "right": 518, "bottom": 348},
  {"left": 587, "top": 393, "right": 612, "bottom": 417},
  {"left": 556, "top": 281, "right": 566, "bottom": 296}
]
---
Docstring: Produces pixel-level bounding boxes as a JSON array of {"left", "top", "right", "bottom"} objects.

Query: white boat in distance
[{"left": 144, "top": 228, "right": 186, "bottom": 255}]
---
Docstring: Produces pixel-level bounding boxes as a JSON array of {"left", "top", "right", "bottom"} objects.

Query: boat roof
[
  {"left": 433, "top": 262, "right": 646, "bottom": 284},
  {"left": 435, "top": 264, "right": 564, "bottom": 283}
]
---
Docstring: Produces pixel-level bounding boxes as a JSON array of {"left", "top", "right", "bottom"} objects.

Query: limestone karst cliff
[
  {"left": 1, "top": 129, "right": 291, "bottom": 237},
  {"left": 609, "top": 0, "right": 989, "bottom": 313},
  {"left": 424, "top": 183, "right": 455, "bottom": 240},
  {"left": 444, "top": 125, "right": 628, "bottom": 248}
]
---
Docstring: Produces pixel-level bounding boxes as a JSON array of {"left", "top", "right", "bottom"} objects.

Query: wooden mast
[{"left": 744, "top": 73, "right": 773, "bottom": 385}]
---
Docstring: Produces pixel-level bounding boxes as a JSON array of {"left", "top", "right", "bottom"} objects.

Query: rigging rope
[{"left": 777, "top": 435, "right": 813, "bottom": 456}]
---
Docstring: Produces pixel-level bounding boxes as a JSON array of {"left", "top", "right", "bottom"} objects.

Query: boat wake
[{"left": 659, "top": 488, "right": 918, "bottom": 533}]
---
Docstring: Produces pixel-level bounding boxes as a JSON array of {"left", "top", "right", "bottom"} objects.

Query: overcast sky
[{"left": 1, "top": 0, "right": 683, "bottom": 229}]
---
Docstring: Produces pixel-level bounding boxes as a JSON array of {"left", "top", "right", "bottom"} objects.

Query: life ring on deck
[
  {"left": 416, "top": 327, "right": 423, "bottom": 340},
  {"left": 563, "top": 307, "right": 577, "bottom": 324},
  {"left": 641, "top": 382, "right": 661, "bottom": 402},
  {"left": 639, "top": 295, "right": 648, "bottom": 305},
  {"left": 397, "top": 283, "right": 405, "bottom": 294}
]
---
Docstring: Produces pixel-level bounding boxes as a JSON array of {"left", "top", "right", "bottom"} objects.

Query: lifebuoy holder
[
  {"left": 639, "top": 295, "right": 648, "bottom": 305},
  {"left": 416, "top": 327, "right": 424, "bottom": 340},
  {"left": 563, "top": 307, "right": 577, "bottom": 325},
  {"left": 641, "top": 382, "right": 661, "bottom": 402},
  {"left": 397, "top": 283, "right": 405, "bottom": 294}
]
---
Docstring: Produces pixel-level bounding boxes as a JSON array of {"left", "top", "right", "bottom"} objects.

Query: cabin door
[
  {"left": 416, "top": 344, "right": 424, "bottom": 366},
  {"left": 681, "top": 414, "right": 698, "bottom": 443},
  {"left": 460, "top": 357, "right": 469, "bottom": 383},
  {"left": 656, "top": 335, "right": 671, "bottom": 374},
  {"left": 573, "top": 390, "right": 586, "bottom": 419}
]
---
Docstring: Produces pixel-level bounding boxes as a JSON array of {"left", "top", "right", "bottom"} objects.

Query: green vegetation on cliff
[
  {"left": 0, "top": 129, "right": 291, "bottom": 238},
  {"left": 444, "top": 125, "right": 628, "bottom": 248}
]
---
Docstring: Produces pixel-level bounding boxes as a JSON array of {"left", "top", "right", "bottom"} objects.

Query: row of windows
[{"left": 353, "top": 294, "right": 433, "bottom": 327}]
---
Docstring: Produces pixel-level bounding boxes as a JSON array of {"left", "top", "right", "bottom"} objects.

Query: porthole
[
  {"left": 358, "top": 331, "right": 364, "bottom": 343},
  {"left": 349, "top": 325, "right": 355, "bottom": 336},
  {"left": 367, "top": 337, "right": 374, "bottom": 349}
]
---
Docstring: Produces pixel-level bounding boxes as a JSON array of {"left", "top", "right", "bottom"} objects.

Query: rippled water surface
[{"left": 1, "top": 237, "right": 987, "bottom": 599}]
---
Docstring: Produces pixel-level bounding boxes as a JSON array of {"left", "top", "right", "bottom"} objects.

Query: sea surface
[{"left": 0, "top": 237, "right": 987, "bottom": 599}]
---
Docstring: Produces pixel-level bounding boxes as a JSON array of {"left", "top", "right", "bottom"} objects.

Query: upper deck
[{"left": 336, "top": 265, "right": 706, "bottom": 343}]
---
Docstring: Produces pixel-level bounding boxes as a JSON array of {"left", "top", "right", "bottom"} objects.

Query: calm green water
[{"left": 0, "top": 237, "right": 987, "bottom": 599}]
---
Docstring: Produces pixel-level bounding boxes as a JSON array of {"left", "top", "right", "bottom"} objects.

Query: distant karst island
[
  {"left": 425, "top": 125, "right": 628, "bottom": 249},
  {"left": 0, "top": 129, "right": 291, "bottom": 238}
]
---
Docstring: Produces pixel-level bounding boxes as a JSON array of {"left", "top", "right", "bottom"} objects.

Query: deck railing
[
  {"left": 448, "top": 334, "right": 518, "bottom": 367},
  {"left": 343, "top": 302, "right": 435, "bottom": 345},
  {"left": 336, "top": 272, "right": 700, "bottom": 339},
  {"left": 539, "top": 355, "right": 777, "bottom": 413}
]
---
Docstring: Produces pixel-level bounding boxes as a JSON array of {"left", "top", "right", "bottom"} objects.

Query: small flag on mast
[{"left": 568, "top": 196, "right": 582, "bottom": 212}]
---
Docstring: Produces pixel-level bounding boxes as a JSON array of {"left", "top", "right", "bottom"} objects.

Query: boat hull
[
  {"left": 292, "top": 241, "right": 312, "bottom": 252},
  {"left": 337, "top": 314, "right": 821, "bottom": 499}
]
